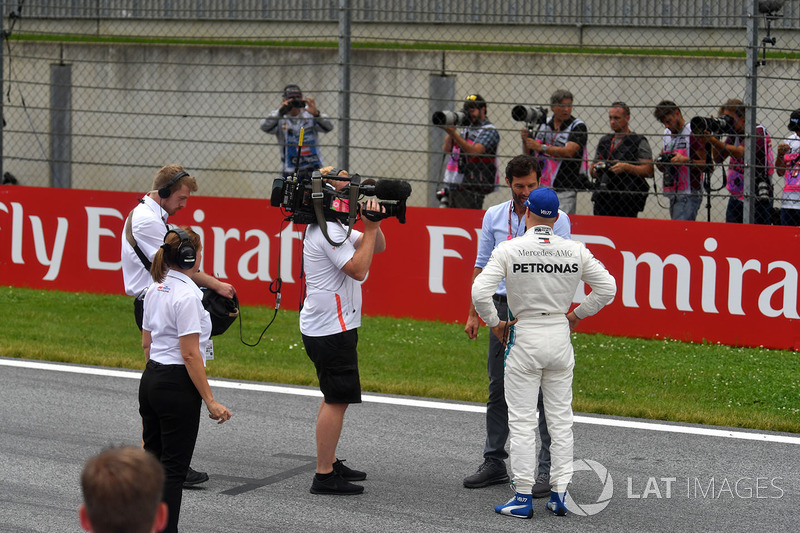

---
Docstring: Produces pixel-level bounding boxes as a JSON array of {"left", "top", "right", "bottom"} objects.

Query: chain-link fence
[{"left": 2, "top": 0, "right": 799, "bottom": 223}]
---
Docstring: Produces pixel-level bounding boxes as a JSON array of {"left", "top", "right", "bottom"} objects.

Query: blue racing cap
[{"left": 524, "top": 187, "right": 559, "bottom": 218}]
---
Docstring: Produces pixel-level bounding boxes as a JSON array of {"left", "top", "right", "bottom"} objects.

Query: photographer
[
  {"left": 590, "top": 102, "right": 653, "bottom": 217},
  {"left": 522, "top": 89, "right": 589, "bottom": 215},
  {"left": 653, "top": 100, "right": 709, "bottom": 221},
  {"left": 301, "top": 167, "right": 386, "bottom": 495},
  {"left": 439, "top": 94, "right": 500, "bottom": 209},
  {"left": 775, "top": 109, "right": 800, "bottom": 226},
  {"left": 259, "top": 84, "right": 334, "bottom": 179},
  {"left": 704, "top": 99, "right": 774, "bottom": 225}
]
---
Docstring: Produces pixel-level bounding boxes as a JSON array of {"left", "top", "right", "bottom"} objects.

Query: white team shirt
[
  {"left": 121, "top": 195, "right": 170, "bottom": 297},
  {"left": 143, "top": 270, "right": 211, "bottom": 366},
  {"left": 472, "top": 225, "right": 616, "bottom": 328},
  {"left": 300, "top": 223, "right": 363, "bottom": 337}
]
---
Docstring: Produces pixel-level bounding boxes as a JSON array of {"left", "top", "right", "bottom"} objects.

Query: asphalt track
[{"left": 1, "top": 357, "right": 798, "bottom": 533}]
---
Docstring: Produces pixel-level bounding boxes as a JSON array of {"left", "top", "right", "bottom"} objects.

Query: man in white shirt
[
  {"left": 300, "top": 168, "right": 386, "bottom": 495},
  {"left": 120, "top": 164, "right": 234, "bottom": 487}
]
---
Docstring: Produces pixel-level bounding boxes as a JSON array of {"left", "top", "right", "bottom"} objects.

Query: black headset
[
  {"left": 158, "top": 170, "right": 189, "bottom": 199},
  {"left": 162, "top": 227, "right": 196, "bottom": 270}
]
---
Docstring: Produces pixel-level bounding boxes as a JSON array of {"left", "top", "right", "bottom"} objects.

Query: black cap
[
  {"left": 283, "top": 84, "right": 303, "bottom": 99},
  {"left": 463, "top": 93, "right": 486, "bottom": 110},
  {"left": 788, "top": 110, "right": 800, "bottom": 132}
]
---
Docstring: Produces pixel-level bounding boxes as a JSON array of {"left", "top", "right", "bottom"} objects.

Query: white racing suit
[{"left": 471, "top": 224, "right": 616, "bottom": 493}]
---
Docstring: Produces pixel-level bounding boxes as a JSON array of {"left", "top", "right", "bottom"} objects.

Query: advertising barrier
[{"left": 1, "top": 185, "right": 798, "bottom": 350}]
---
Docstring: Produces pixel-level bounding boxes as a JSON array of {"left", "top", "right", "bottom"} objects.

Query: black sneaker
[
  {"left": 332, "top": 459, "right": 367, "bottom": 481},
  {"left": 183, "top": 466, "right": 209, "bottom": 488},
  {"left": 463, "top": 458, "right": 509, "bottom": 488},
  {"left": 532, "top": 472, "right": 551, "bottom": 498},
  {"left": 310, "top": 472, "right": 364, "bottom": 495}
]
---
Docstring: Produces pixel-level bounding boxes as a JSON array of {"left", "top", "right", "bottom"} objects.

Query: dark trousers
[
  {"left": 485, "top": 296, "right": 551, "bottom": 475},
  {"left": 139, "top": 361, "right": 201, "bottom": 533},
  {"left": 725, "top": 197, "right": 772, "bottom": 225},
  {"left": 780, "top": 207, "right": 800, "bottom": 226}
]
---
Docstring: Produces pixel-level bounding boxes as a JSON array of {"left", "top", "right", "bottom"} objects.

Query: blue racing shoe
[
  {"left": 546, "top": 491, "right": 568, "bottom": 516},
  {"left": 494, "top": 492, "right": 534, "bottom": 519}
]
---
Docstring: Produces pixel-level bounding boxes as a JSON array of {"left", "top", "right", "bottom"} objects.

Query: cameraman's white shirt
[{"left": 300, "top": 223, "right": 364, "bottom": 337}]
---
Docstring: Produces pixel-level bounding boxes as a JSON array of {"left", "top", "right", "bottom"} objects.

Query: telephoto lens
[{"left": 432, "top": 110, "right": 468, "bottom": 127}]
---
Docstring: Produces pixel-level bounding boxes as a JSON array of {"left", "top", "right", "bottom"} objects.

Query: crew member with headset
[
  {"left": 139, "top": 226, "right": 232, "bottom": 533},
  {"left": 121, "top": 164, "right": 235, "bottom": 487}
]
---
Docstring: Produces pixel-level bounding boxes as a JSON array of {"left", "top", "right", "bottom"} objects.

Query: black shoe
[
  {"left": 333, "top": 459, "right": 367, "bottom": 481},
  {"left": 183, "top": 466, "right": 209, "bottom": 488},
  {"left": 463, "top": 458, "right": 509, "bottom": 488},
  {"left": 532, "top": 473, "right": 551, "bottom": 498},
  {"left": 310, "top": 472, "right": 364, "bottom": 495}
]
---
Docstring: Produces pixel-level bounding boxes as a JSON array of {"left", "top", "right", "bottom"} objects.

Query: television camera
[{"left": 271, "top": 170, "right": 412, "bottom": 244}]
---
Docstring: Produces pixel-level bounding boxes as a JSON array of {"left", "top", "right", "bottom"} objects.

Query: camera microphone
[
  {"left": 375, "top": 179, "right": 412, "bottom": 201},
  {"left": 270, "top": 178, "right": 285, "bottom": 207}
]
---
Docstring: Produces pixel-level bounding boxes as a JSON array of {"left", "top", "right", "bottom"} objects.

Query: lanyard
[{"left": 507, "top": 201, "right": 524, "bottom": 241}]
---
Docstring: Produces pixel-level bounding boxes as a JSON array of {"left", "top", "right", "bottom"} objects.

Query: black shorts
[{"left": 302, "top": 329, "right": 361, "bottom": 404}]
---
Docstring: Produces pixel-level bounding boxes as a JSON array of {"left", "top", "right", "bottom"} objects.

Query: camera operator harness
[{"left": 310, "top": 170, "right": 362, "bottom": 246}]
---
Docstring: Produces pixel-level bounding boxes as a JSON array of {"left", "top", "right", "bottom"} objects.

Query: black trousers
[{"left": 139, "top": 361, "right": 201, "bottom": 533}]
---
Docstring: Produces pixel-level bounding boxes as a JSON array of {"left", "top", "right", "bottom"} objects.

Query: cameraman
[
  {"left": 440, "top": 94, "right": 500, "bottom": 209},
  {"left": 705, "top": 99, "right": 774, "bottom": 225},
  {"left": 259, "top": 84, "right": 334, "bottom": 179},
  {"left": 590, "top": 102, "right": 653, "bottom": 217},
  {"left": 653, "top": 100, "right": 709, "bottom": 221},
  {"left": 522, "top": 89, "right": 589, "bottom": 215},
  {"left": 300, "top": 167, "right": 386, "bottom": 495}
]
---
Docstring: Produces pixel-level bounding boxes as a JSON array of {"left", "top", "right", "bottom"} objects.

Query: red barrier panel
[{"left": 1, "top": 186, "right": 798, "bottom": 350}]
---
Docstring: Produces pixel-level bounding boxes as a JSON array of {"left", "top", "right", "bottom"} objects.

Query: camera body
[
  {"left": 593, "top": 161, "right": 616, "bottom": 191},
  {"left": 656, "top": 152, "right": 678, "bottom": 189},
  {"left": 288, "top": 98, "right": 306, "bottom": 109},
  {"left": 432, "top": 110, "right": 470, "bottom": 127},
  {"left": 270, "top": 171, "right": 412, "bottom": 225},
  {"left": 690, "top": 114, "right": 734, "bottom": 135},
  {"left": 656, "top": 152, "right": 676, "bottom": 165}
]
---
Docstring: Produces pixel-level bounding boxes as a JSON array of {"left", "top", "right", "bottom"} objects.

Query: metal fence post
[
  {"left": 338, "top": 0, "right": 351, "bottom": 170},
  {"left": 743, "top": 0, "right": 760, "bottom": 225},
  {"left": 50, "top": 63, "right": 72, "bottom": 188},
  {"left": 428, "top": 72, "right": 455, "bottom": 207}
]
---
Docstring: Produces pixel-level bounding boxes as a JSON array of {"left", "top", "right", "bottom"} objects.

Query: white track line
[{"left": 3, "top": 357, "right": 798, "bottom": 445}]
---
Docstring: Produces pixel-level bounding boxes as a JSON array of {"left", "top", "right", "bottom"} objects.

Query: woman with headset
[{"left": 138, "top": 225, "right": 232, "bottom": 533}]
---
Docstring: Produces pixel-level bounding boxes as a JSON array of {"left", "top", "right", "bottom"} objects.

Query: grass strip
[
  {"left": 1, "top": 286, "right": 797, "bottom": 433},
  {"left": 13, "top": 32, "right": 800, "bottom": 61}
]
